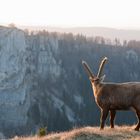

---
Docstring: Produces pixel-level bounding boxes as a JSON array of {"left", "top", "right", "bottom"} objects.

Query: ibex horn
[
  {"left": 82, "top": 61, "right": 94, "bottom": 78},
  {"left": 97, "top": 57, "right": 108, "bottom": 78}
]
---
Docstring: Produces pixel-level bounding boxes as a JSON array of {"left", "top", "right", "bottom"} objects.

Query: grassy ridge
[{"left": 13, "top": 126, "right": 140, "bottom": 140}]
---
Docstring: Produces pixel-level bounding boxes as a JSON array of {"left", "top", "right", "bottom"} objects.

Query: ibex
[{"left": 82, "top": 57, "right": 140, "bottom": 131}]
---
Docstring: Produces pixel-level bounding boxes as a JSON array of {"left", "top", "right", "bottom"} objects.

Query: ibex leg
[
  {"left": 110, "top": 110, "right": 116, "bottom": 128},
  {"left": 135, "top": 110, "right": 140, "bottom": 131},
  {"left": 100, "top": 108, "right": 109, "bottom": 130}
]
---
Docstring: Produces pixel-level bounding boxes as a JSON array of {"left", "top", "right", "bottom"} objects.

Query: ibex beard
[{"left": 82, "top": 57, "right": 140, "bottom": 131}]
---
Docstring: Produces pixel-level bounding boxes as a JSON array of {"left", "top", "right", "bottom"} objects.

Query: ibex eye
[{"left": 94, "top": 78, "right": 99, "bottom": 81}]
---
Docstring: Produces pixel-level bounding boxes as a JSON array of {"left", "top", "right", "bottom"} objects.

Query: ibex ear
[
  {"left": 99, "top": 75, "right": 106, "bottom": 82},
  {"left": 89, "top": 77, "right": 94, "bottom": 82}
]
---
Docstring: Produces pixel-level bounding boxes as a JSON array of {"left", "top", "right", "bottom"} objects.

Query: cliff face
[
  {"left": 0, "top": 27, "right": 84, "bottom": 137},
  {"left": 0, "top": 26, "right": 139, "bottom": 138},
  {"left": 0, "top": 27, "right": 31, "bottom": 137}
]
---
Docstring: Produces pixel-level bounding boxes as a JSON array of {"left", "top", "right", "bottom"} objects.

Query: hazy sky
[{"left": 0, "top": 0, "right": 140, "bottom": 29}]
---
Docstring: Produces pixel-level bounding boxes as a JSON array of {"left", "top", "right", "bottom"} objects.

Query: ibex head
[{"left": 82, "top": 57, "right": 108, "bottom": 84}]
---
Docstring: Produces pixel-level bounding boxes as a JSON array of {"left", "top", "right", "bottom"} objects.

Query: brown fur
[{"left": 82, "top": 58, "right": 140, "bottom": 131}]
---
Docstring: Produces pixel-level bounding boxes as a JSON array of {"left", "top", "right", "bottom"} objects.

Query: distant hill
[{"left": 19, "top": 25, "right": 140, "bottom": 42}]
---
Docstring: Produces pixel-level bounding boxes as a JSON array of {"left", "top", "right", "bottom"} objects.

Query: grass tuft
[{"left": 38, "top": 127, "right": 47, "bottom": 137}]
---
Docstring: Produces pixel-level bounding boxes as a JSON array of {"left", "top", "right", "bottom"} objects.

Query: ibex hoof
[
  {"left": 100, "top": 128, "right": 104, "bottom": 130},
  {"left": 134, "top": 128, "right": 139, "bottom": 131}
]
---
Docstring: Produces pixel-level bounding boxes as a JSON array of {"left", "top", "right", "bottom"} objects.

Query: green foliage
[{"left": 38, "top": 127, "right": 47, "bottom": 137}]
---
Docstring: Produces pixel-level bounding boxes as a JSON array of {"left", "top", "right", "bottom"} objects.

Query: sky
[{"left": 0, "top": 0, "right": 140, "bottom": 29}]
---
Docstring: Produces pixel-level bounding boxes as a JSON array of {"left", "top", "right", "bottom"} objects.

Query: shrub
[{"left": 38, "top": 127, "right": 47, "bottom": 137}]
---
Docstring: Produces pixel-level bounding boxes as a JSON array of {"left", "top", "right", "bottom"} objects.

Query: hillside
[{"left": 14, "top": 126, "right": 140, "bottom": 140}]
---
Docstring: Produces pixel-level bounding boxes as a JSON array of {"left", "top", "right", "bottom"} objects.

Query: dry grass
[{"left": 12, "top": 126, "right": 140, "bottom": 140}]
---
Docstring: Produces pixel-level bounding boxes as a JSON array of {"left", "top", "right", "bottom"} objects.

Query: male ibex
[{"left": 82, "top": 57, "right": 140, "bottom": 131}]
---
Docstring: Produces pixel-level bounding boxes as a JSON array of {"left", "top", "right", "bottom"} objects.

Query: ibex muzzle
[{"left": 82, "top": 57, "right": 140, "bottom": 131}]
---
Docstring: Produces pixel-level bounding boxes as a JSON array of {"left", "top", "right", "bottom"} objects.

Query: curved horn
[
  {"left": 97, "top": 57, "right": 108, "bottom": 78},
  {"left": 82, "top": 61, "right": 94, "bottom": 78}
]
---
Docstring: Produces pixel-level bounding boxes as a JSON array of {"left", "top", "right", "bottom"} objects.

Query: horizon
[
  {"left": 2, "top": 23, "right": 140, "bottom": 31},
  {"left": 0, "top": 0, "right": 140, "bottom": 29}
]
